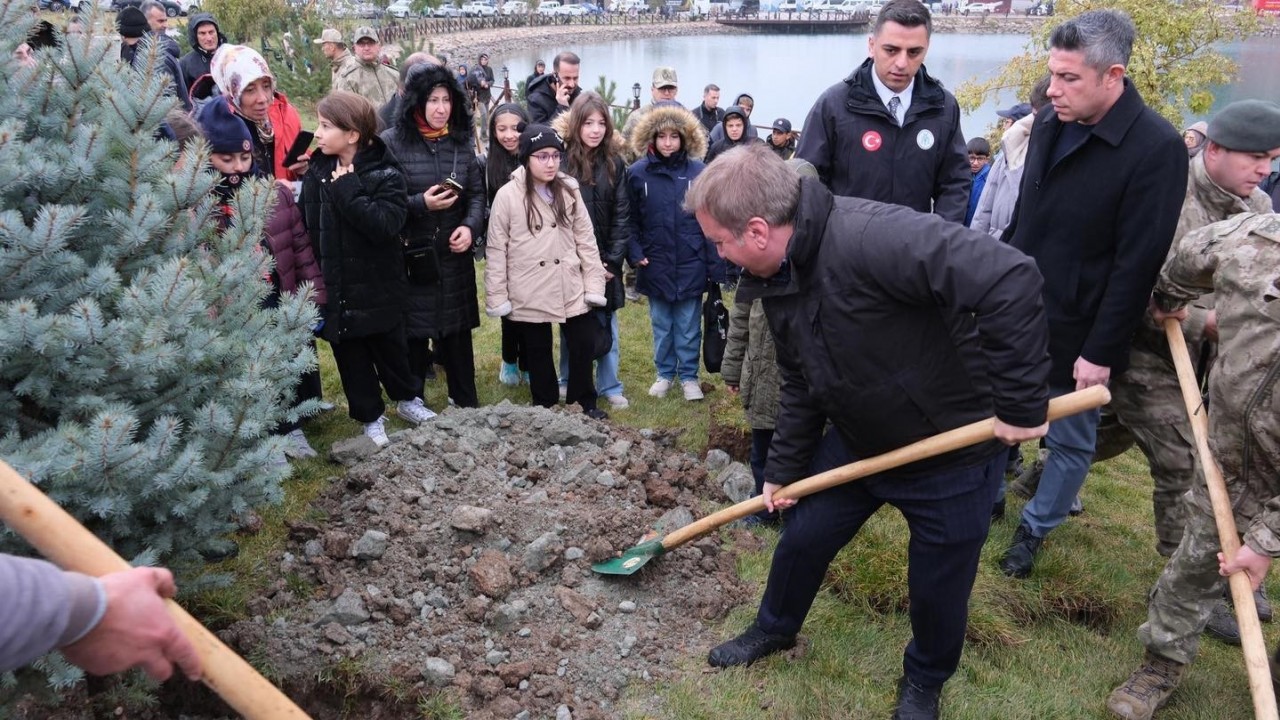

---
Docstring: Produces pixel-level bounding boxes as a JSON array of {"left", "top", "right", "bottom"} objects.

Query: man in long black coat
[
  {"left": 687, "top": 144, "right": 1051, "bottom": 720},
  {"left": 998, "top": 9, "right": 1189, "bottom": 579}
]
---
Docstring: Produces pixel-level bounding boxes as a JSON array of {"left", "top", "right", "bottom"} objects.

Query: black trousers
[
  {"left": 507, "top": 313, "right": 598, "bottom": 411},
  {"left": 756, "top": 429, "right": 1002, "bottom": 689},
  {"left": 409, "top": 331, "right": 477, "bottom": 408},
  {"left": 330, "top": 325, "right": 419, "bottom": 423},
  {"left": 500, "top": 315, "right": 524, "bottom": 369}
]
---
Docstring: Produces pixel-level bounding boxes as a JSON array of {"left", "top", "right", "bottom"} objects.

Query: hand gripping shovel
[
  {"left": 1164, "top": 318, "right": 1279, "bottom": 719},
  {"left": 593, "top": 385, "right": 1111, "bottom": 576},
  {"left": 0, "top": 458, "right": 312, "bottom": 720}
]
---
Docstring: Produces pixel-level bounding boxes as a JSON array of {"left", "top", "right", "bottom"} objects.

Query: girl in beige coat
[{"left": 485, "top": 124, "right": 609, "bottom": 418}]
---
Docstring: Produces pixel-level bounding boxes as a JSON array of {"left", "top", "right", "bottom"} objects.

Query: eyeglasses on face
[{"left": 530, "top": 152, "right": 562, "bottom": 164}]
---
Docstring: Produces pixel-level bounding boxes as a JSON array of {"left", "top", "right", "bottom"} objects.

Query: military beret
[{"left": 1206, "top": 100, "right": 1280, "bottom": 153}]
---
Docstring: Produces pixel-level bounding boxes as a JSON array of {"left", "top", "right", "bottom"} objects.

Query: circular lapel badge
[
  {"left": 861, "top": 130, "right": 882, "bottom": 152},
  {"left": 916, "top": 129, "right": 935, "bottom": 150}
]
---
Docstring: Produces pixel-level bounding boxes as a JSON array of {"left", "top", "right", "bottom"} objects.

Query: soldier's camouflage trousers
[{"left": 1137, "top": 495, "right": 1225, "bottom": 665}]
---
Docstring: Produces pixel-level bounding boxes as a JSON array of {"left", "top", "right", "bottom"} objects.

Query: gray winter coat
[{"left": 720, "top": 297, "right": 779, "bottom": 430}]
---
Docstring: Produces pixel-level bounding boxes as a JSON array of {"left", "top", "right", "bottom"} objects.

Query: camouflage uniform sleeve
[{"left": 1152, "top": 213, "right": 1259, "bottom": 312}]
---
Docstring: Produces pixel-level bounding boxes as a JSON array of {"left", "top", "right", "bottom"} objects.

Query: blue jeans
[
  {"left": 648, "top": 296, "right": 701, "bottom": 383},
  {"left": 559, "top": 312, "right": 624, "bottom": 398},
  {"left": 1020, "top": 385, "right": 1100, "bottom": 537}
]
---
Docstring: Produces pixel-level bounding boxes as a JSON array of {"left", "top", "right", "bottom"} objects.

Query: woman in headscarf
[{"left": 209, "top": 44, "right": 306, "bottom": 181}]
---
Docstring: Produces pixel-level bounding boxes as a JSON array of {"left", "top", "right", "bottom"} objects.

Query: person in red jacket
[
  {"left": 209, "top": 44, "right": 307, "bottom": 182},
  {"left": 196, "top": 99, "right": 327, "bottom": 460}
]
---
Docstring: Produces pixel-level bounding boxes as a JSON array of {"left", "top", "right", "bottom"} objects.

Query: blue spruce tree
[{"left": 0, "top": 3, "right": 318, "bottom": 574}]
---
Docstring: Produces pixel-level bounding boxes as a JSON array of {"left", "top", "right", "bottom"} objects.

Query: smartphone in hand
[{"left": 283, "top": 130, "right": 315, "bottom": 168}]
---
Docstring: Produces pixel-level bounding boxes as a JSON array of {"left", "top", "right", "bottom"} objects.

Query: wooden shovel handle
[
  {"left": 663, "top": 385, "right": 1111, "bottom": 550},
  {"left": 1164, "top": 318, "right": 1278, "bottom": 719},
  {"left": 0, "top": 459, "right": 312, "bottom": 720}
]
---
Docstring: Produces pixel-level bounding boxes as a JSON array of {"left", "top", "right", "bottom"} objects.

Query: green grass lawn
[{"left": 196, "top": 265, "right": 1272, "bottom": 719}]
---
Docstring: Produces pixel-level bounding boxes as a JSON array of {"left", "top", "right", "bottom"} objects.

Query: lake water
[{"left": 502, "top": 32, "right": 1280, "bottom": 141}]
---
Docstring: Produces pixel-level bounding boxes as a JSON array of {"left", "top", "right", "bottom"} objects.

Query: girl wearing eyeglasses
[{"left": 484, "top": 124, "right": 610, "bottom": 419}]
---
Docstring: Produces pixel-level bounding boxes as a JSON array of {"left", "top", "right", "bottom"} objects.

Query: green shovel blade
[{"left": 590, "top": 539, "right": 667, "bottom": 576}]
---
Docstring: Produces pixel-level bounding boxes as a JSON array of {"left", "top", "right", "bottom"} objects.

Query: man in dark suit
[{"left": 998, "top": 9, "right": 1189, "bottom": 578}]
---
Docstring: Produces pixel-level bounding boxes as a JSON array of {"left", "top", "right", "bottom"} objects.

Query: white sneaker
[
  {"left": 283, "top": 429, "right": 318, "bottom": 459},
  {"left": 364, "top": 416, "right": 389, "bottom": 447},
  {"left": 606, "top": 394, "right": 630, "bottom": 409},
  {"left": 317, "top": 401, "right": 336, "bottom": 412},
  {"left": 397, "top": 397, "right": 437, "bottom": 425},
  {"left": 648, "top": 378, "right": 672, "bottom": 398},
  {"left": 559, "top": 384, "right": 568, "bottom": 401},
  {"left": 682, "top": 380, "right": 704, "bottom": 401}
]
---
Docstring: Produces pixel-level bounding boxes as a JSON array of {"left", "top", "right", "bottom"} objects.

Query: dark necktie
[{"left": 887, "top": 95, "right": 901, "bottom": 125}]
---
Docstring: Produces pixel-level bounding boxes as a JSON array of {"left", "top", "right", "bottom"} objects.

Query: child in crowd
[
  {"left": 480, "top": 102, "right": 532, "bottom": 387},
  {"left": 625, "top": 104, "right": 724, "bottom": 402},
  {"left": 299, "top": 91, "right": 432, "bottom": 447},
  {"left": 195, "top": 99, "right": 327, "bottom": 460},
  {"left": 484, "top": 125, "right": 609, "bottom": 419},
  {"left": 555, "top": 92, "right": 632, "bottom": 410}
]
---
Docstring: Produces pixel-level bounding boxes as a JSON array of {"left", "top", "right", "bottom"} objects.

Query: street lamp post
[{"left": 632, "top": 82, "right": 641, "bottom": 110}]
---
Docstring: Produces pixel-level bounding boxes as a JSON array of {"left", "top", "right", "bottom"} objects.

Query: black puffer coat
[
  {"left": 574, "top": 156, "right": 630, "bottom": 310},
  {"left": 380, "top": 63, "right": 485, "bottom": 341},
  {"left": 299, "top": 137, "right": 408, "bottom": 343}
]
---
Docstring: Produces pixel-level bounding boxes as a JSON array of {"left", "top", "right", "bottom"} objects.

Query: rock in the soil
[
  {"left": 564, "top": 547, "right": 585, "bottom": 561},
  {"left": 329, "top": 435, "right": 381, "bottom": 466},
  {"left": 554, "top": 586, "right": 597, "bottom": 626},
  {"left": 469, "top": 550, "right": 515, "bottom": 599},
  {"left": 618, "top": 600, "right": 637, "bottom": 614},
  {"left": 422, "top": 657, "right": 456, "bottom": 687},
  {"left": 317, "top": 588, "right": 370, "bottom": 626},
  {"left": 350, "top": 529, "right": 388, "bottom": 560},
  {"left": 653, "top": 506, "right": 696, "bottom": 535},
  {"left": 595, "top": 471, "right": 616, "bottom": 488},
  {"left": 717, "top": 462, "right": 756, "bottom": 504},
  {"left": 556, "top": 705, "right": 573, "bottom": 720},
  {"left": 523, "top": 532, "right": 565, "bottom": 572},
  {"left": 490, "top": 599, "right": 528, "bottom": 631},
  {"left": 451, "top": 504, "right": 494, "bottom": 533},
  {"left": 643, "top": 475, "right": 678, "bottom": 508},
  {"left": 543, "top": 415, "right": 607, "bottom": 447},
  {"left": 705, "top": 448, "right": 731, "bottom": 473}
]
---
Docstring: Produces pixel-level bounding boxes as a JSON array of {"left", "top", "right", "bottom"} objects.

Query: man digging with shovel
[{"left": 684, "top": 144, "right": 1053, "bottom": 720}]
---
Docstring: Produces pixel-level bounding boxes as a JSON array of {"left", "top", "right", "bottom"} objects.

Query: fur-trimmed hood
[
  {"left": 628, "top": 105, "right": 706, "bottom": 161},
  {"left": 551, "top": 111, "right": 627, "bottom": 158},
  {"left": 395, "top": 62, "right": 473, "bottom": 139}
]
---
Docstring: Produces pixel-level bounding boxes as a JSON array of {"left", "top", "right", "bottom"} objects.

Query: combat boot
[
  {"left": 1205, "top": 600, "right": 1241, "bottom": 645},
  {"left": 999, "top": 521, "right": 1043, "bottom": 578},
  {"left": 1106, "top": 651, "right": 1186, "bottom": 720},
  {"left": 1010, "top": 449, "right": 1047, "bottom": 499}
]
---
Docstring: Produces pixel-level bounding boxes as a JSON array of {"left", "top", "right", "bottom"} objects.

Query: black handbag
[
  {"left": 403, "top": 243, "right": 441, "bottom": 285},
  {"left": 702, "top": 282, "right": 729, "bottom": 373},
  {"left": 590, "top": 309, "right": 613, "bottom": 360}
]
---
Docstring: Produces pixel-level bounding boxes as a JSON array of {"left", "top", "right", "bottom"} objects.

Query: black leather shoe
[
  {"left": 991, "top": 498, "right": 1006, "bottom": 521},
  {"left": 707, "top": 623, "right": 795, "bottom": 668},
  {"left": 999, "top": 521, "right": 1043, "bottom": 579},
  {"left": 1257, "top": 589, "right": 1273, "bottom": 623},
  {"left": 892, "top": 676, "right": 941, "bottom": 720},
  {"left": 583, "top": 408, "right": 609, "bottom": 421}
]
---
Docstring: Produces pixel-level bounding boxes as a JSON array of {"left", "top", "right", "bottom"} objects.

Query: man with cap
[
  {"left": 314, "top": 28, "right": 359, "bottom": 91},
  {"left": 766, "top": 118, "right": 796, "bottom": 160},
  {"left": 1105, "top": 107, "right": 1280, "bottom": 717},
  {"left": 621, "top": 66, "right": 682, "bottom": 148},
  {"left": 971, "top": 77, "right": 1048, "bottom": 239},
  {"left": 795, "top": 0, "right": 970, "bottom": 222},
  {"left": 117, "top": 6, "right": 190, "bottom": 110},
  {"left": 997, "top": 101, "right": 1032, "bottom": 130},
  {"left": 332, "top": 27, "right": 398, "bottom": 109},
  {"left": 1098, "top": 100, "right": 1280, "bottom": 659},
  {"left": 178, "top": 12, "right": 226, "bottom": 91}
]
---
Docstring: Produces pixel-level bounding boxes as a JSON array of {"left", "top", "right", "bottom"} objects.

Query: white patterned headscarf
[{"left": 210, "top": 44, "right": 275, "bottom": 112}]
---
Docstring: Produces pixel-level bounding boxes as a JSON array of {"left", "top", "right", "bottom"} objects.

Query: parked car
[
  {"left": 388, "top": 0, "right": 416, "bottom": 16},
  {"left": 536, "top": 0, "right": 561, "bottom": 13},
  {"left": 461, "top": 0, "right": 496, "bottom": 14},
  {"left": 555, "top": 2, "right": 589, "bottom": 13},
  {"left": 960, "top": 0, "right": 1003, "bottom": 12},
  {"left": 112, "top": 0, "right": 182, "bottom": 15},
  {"left": 500, "top": 0, "right": 528, "bottom": 12},
  {"left": 777, "top": 0, "right": 797, "bottom": 10},
  {"left": 430, "top": 3, "right": 465, "bottom": 15}
]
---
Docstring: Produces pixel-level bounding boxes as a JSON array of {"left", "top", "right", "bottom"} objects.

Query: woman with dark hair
[
  {"left": 299, "top": 91, "right": 431, "bottom": 447},
  {"left": 553, "top": 91, "right": 631, "bottom": 409},
  {"left": 484, "top": 125, "right": 609, "bottom": 419},
  {"left": 381, "top": 63, "right": 485, "bottom": 409},
  {"left": 479, "top": 102, "right": 531, "bottom": 386}
]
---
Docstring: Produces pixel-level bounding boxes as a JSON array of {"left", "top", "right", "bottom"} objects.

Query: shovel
[
  {"left": 1164, "top": 318, "right": 1278, "bottom": 719},
  {"left": 0, "top": 459, "right": 312, "bottom": 720},
  {"left": 593, "top": 385, "right": 1111, "bottom": 576}
]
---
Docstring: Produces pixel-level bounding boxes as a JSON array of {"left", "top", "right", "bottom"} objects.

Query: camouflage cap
[
  {"left": 652, "top": 66, "right": 678, "bottom": 89},
  {"left": 1206, "top": 100, "right": 1280, "bottom": 153},
  {"left": 313, "top": 28, "right": 343, "bottom": 45},
  {"left": 353, "top": 26, "right": 379, "bottom": 43}
]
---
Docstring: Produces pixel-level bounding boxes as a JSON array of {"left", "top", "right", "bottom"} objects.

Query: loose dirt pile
[{"left": 222, "top": 402, "right": 762, "bottom": 719}]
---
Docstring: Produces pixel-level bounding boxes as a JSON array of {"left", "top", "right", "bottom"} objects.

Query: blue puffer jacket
[{"left": 625, "top": 151, "right": 725, "bottom": 302}]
